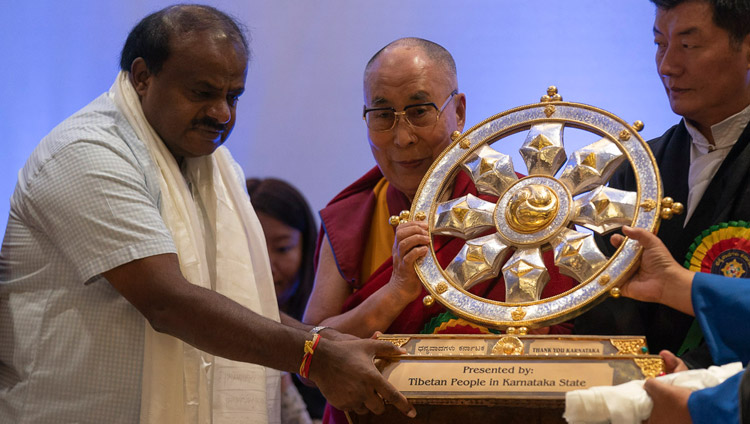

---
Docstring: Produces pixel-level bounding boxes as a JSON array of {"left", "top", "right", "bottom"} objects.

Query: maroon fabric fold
[{"left": 317, "top": 166, "right": 384, "bottom": 287}]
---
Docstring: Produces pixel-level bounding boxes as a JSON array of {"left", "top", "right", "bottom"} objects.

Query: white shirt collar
[{"left": 684, "top": 104, "right": 750, "bottom": 153}]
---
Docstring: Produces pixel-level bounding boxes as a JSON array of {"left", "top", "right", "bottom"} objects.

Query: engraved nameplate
[
  {"left": 382, "top": 334, "right": 649, "bottom": 357},
  {"left": 413, "top": 338, "right": 488, "bottom": 356},
  {"left": 379, "top": 356, "right": 658, "bottom": 399},
  {"left": 527, "top": 340, "right": 604, "bottom": 356},
  {"left": 382, "top": 359, "right": 613, "bottom": 396}
]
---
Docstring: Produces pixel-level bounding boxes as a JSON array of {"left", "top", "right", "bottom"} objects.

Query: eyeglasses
[{"left": 363, "top": 90, "right": 458, "bottom": 132}]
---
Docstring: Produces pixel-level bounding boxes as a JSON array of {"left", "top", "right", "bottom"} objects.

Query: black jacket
[{"left": 575, "top": 119, "right": 750, "bottom": 363}]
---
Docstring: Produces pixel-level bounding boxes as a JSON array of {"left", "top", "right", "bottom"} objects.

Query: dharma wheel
[{"left": 410, "top": 86, "right": 681, "bottom": 330}]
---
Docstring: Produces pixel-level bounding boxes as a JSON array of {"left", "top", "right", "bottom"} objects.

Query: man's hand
[
  {"left": 308, "top": 337, "right": 416, "bottom": 417},
  {"left": 644, "top": 378, "right": 692, "bottom": 424},
  {"left": 390, "top": 220, "right": 430, "bottom": 301},
  {"left": 660, "top": 350, "right": 688, "bottom": 374},
  {"left": 611, "top": 226, "right": 695, "bottom": 316}
]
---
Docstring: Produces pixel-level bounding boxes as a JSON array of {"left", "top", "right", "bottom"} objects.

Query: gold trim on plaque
[
  {"left": 436, "top": 281, "right": 448, "bottom": 294},
  {"left": 611, "top": 338, "right": 646, "bottom": 355},
  {"left": 491, "top": 336, "right": 525, "bottom": 355},
  {"left": 379, "top": 337, "right": 411, "bottom": 348},
  {"left": 634, "top": 357, "right": 664, "bottom": 379}
]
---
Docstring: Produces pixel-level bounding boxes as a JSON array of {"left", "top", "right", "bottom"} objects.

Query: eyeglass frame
[{"left": 362, "top": 89, "right": 459, "bottom": 132}]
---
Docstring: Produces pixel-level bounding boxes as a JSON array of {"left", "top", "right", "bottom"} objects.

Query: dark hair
[
  {"left": 120, "top": 4, "right": 250, "bottom": 74},
  {"left": 650, "top": 0, "right": 750, "bottom": 46},
  {"left": 246, "top": 178, "right": 317, "bottom": 320},
  {"left": 365, "top": 37, "right": 458, "bottom": 80}
]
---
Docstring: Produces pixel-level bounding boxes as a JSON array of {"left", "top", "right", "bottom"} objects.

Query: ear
[
  {"left": 454, "top": 92, "right": 467, "bottom": 132},
  {"left": 130, "top": 57, "right": 152, "bottom": 97}
]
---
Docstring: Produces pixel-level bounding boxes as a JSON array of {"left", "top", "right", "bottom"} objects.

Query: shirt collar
[{"left": 684, "top": 103, "right": 750, "bottom": 154}]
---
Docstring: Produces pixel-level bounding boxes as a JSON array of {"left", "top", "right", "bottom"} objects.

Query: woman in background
[{"left": 247, "top": 178, "right": 324, "bottom": 424}]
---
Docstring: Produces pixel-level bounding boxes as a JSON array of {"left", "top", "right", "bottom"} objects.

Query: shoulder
[
  {"left": 324, "top": 166, "right": 384, "bottom": 208},
  {"left": 645, "top": 121, "right": 687, "bottom": 157},
  {"left": 18, "top": 93, "right": 152, "bottom": 192}
]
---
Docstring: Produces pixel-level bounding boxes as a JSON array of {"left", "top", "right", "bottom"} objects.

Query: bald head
[
  {"left": 364, "top": 38, "right": 457, "bottom": 87},
  {"left": 120, "top": 4, "right": 249, "bottom": 74}
]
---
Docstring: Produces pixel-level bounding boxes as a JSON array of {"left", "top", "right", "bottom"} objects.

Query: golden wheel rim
[{"left": 411, "top": 87, "right": 662, "bottom": 330}]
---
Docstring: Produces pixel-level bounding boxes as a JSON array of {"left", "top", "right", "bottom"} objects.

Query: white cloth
[
  {"left": 280, "top": 373, "right": 314, "bottom": 424},
  {"left": 563, "top": 361, "right": 743, "bottom": 424},
  {"left": 112, "top": 71, "right": 281, "bottom": 424},
  {"left": 684, "top": 104, "right": 750, "bottom": 224}
]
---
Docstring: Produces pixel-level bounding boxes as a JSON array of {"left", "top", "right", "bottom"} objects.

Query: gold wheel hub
[{"left": 506, "top": 184, "right": 559, "bottom": 233}]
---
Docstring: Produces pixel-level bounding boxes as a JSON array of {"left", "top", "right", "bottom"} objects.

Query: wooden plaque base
[{"left": 353, "top": 334, "right": 663, "bottom": 423}]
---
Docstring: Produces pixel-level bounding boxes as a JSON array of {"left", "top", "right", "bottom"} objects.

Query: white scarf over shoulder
[{"left": 112, "top": 71, "right": 281, "bottom": 424}]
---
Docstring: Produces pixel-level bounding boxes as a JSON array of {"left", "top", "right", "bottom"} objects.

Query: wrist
[
  {"left": 388, "top": 278, "right": 423, "bottom": 303},
  {"left": 661, "top": 267, "right": 696, "bottom": 315},
  {"left": 298, "top": 333, "right": 321, "bottom": 379},
  {"left": 310, "top": 325, "right": 331, "bottom": 336}
]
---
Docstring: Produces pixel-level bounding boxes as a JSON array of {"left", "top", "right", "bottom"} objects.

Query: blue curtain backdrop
[{"left": 0, "top": 1, "right": 677, "bottom": 234}]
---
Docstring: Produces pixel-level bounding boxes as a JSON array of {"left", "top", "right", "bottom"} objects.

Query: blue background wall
[{"left": 0, "top": 1, "right": 677, "bottom": 234}]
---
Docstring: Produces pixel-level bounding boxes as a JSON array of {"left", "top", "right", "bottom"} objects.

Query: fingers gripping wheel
[{"left": 410, "top": 86, "right": 675, "bottom": 330}]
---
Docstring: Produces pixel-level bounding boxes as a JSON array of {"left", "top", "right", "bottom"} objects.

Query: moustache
[{"left": 193, "top": 119, "right": 227, "bottom": 133}]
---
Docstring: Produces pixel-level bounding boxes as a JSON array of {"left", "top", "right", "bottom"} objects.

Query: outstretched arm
[{"left": 103, "top": 253, "right": 415, "bottom": 417}]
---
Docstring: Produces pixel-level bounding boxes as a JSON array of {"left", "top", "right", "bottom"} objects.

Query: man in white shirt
[
  {"left": 575, "top": 0, "right": 750, "bottom": 370},
  {"left": 0, "top": 5, "right": 415, "bottom": 423}
]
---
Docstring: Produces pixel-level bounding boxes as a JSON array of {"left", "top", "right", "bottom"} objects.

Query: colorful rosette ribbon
[{"left": 684, "top": 221, "right": 750, "bottom": 278}]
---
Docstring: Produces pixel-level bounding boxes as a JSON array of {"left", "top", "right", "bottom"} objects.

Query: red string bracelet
[{"left": 299, "top": 333, "right": 321, "bottom": 379}]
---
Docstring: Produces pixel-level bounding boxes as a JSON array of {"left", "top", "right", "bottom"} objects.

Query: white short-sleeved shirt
[{"left": 0, "top": 92, "right": 177, "bottom": 423}]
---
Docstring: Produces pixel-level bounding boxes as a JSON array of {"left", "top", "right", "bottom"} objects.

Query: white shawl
[{"left": 112, "top": 71, "right": 281, "bottom": 424}]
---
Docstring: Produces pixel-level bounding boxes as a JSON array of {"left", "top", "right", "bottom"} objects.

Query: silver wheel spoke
[
  {"left": 520, "top": 123, "right": 566, "bottom": 176},
  {"left": 433, "top": 194, "right": 496, "bottom": 239},
  {"left": 502, "top": 248, "right": 550, "bottom": 302},
  {"left": 551, "top": 227, "right": 608, "bottom": 281},
  {"left": 445, "top": 234, "right": 511, "bottom": 290},
  {"left": 572, "top": 186, "right": 637, "bottom": 234},
  {"left": 559, "top": 138, "right": 625, "bottom": 195},
  {"left": 461, "top": 144, "right": 518, "bottom": 196}
]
